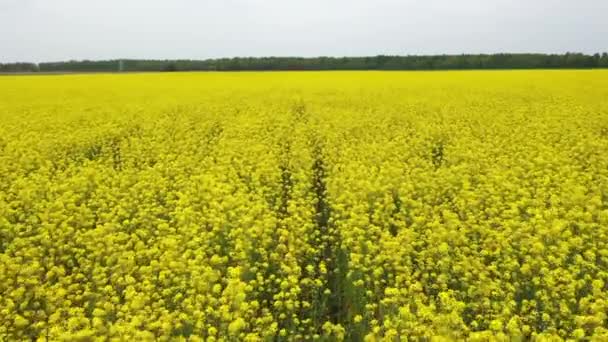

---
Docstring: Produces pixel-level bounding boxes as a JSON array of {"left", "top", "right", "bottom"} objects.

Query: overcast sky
[{"left": 1, "top": 0, "right": 607, "bottom": 62}]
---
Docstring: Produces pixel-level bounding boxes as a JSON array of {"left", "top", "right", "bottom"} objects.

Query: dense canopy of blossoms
[{"left": 1, "top": 70, "right": 608, "bottom": 340}]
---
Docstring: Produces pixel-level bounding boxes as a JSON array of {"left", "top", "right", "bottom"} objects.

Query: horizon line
[{"left": 3, "top": 51, "right": 608, "bottom": 65}]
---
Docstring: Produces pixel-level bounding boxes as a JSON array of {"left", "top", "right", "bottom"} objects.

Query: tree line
[{"left": 2, "top": 53, "right": 608, "bottom": 73}]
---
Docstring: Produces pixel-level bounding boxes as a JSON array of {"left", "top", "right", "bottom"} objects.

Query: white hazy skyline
[{"left": 1, "top": 0, "right": 607, "bottom": 63}]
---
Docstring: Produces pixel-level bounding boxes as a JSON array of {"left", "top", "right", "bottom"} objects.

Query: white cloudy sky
[{"left": 1, "top": 0, "right": 607, "bottom": 62}]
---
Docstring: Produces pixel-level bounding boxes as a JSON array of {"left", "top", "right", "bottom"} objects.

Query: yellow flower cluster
[{"left": 1, "top": 70, "right": 608, "bottom": 340}]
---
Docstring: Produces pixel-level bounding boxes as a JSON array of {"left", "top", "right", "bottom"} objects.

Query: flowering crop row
[{"left": 1, "top": 71, "right": 608, "bottom": 340}]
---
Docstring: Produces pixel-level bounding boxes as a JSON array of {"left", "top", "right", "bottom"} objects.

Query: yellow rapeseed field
[{"left": 1, "top": 70, "right": 608, "bottom": 341}]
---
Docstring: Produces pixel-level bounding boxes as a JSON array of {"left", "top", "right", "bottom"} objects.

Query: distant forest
[{"left": 2, "top": 53, "right": 608, "bottom": 73}]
